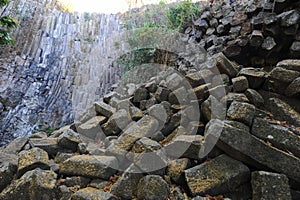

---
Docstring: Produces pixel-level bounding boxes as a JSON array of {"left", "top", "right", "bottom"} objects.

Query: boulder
[
  {"left": 276, "top": 59, "right": 300, "bottom": 72},
  {"left": 210, "top": 52, "right": 238, "bottom": 78},
  {"left": 0, "top": 169, "right": 57, "bottom": 200},
  {"left": 64, "top": 176, "right": 90, "bottom": 188},
  {"left": 285, "top": 77, "right": 300, "bottom": 97},
  {"left": 193, "top": 83, "right": 211, "bottom": 100},
  {"left": 252, "top": 118, "right": 300, "bottom": 158},
  {"left": 137, "top": 175, "right": 170, "bottom": 200},
  {"left": 0, "top": 162, "right": 17, "bottom": 192},
  {"left": 244, "top": 89, "right": 264, "bottom": 107},
  {"left": 3, "top": 137, "right": 28, "bottom": 155},
  {"left": 227, "top": 101, "right": 256, "bottom": 126},
  {"left": 238, "top": 68, "right": 266, "bottom": 89},
  {"left": 17, "top": 147, "right": 50, "bottom": 177},
  {"left": 278, "top": 9, "right": 300, "bottom": 27},
  {"left": 58, "top": 129, "right": 82, "bottom": 151},
  {"left": 94, "top": 101, "right": 116, "bottom": 118},
  {"left": 60, "top": 155, "right": 118, "bottom": 179},
  {"left": 133, "top": 87, "right": 150, "bottom": 103},
  {"left": 29, "top": 138, "right": 62, "bottom": 156},
  {"left": 185, "top": 69, "right": 214, "bottom": 87},
  {"left": 102, "top": 109, "right": 131, "bottom": 136},
  {"left": 269, "top": 67, "right": 300, "bottom": 84},
  {"left": 206, "top": 120, "right": 300, "bottom": 182},
  {"left": 166, "top": 158, "right": 190, "bottom": 185},
  {"left": 185, "top": 154, "right": 250, "bottom": 196},
  {"left": 251, "top": 171, "right": 292, "bottom": 200},
  {"left": 77, "top": 116, "right": 107, "bottom": 139},
  {"left": 155, "top": 87, "right": 171, "bottom": 102},
  {"left": 70, "top": 188, "right": 118, "bottom": 200},
  {"left": 232, "top": 76, "right": 249, "bottom": 92}
]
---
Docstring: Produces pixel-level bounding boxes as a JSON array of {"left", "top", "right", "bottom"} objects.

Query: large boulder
[
  {"left": 185, "top": 154, "right": 250, "bottom": 196},
  {"left": 227, "top": 101, "right": 256, "bottom": 126}
]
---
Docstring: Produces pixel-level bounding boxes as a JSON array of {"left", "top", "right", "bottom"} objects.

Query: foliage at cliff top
[{"left": 0, "top": 0, "right": 17, "bottom": 45}]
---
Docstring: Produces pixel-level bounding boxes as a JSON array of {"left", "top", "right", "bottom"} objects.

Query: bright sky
[{"left": 59, "top": 0, "right": 201, "bottom": 13}]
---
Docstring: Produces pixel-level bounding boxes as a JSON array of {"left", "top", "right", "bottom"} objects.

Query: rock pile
[
  {"left": 186, "top": 0, "right": 300, "bottom": 67},
  {"left": 1, "top": 52, "right": 299, "bottom": 199}
]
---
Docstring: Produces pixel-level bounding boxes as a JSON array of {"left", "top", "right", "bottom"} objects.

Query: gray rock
[
  {"left": 227, "top": 101, "right": 256, "bottom": 126},
  {"left": 205, "top": 119, "right": 300, "bottom": 182},
  {"left": 64, "top": 176, "right": 90, "bottom": 188},
  {"left": 276, "top": 59, "right": 300, "bottom": 72},
  {"left": 0, "top": 169, "right": 57, "bottom": 200},
  {"left": 89, "top": 179, "right": 108, "bottom": 189},
  {"left": 29, "top": 138, "right": 62, "bottom": 156},
  {"left": 221, "top": 93, "right": 249, "bottom": 106},
  {"left": 3, "top": 137, "right": 28, "bottom": 155},
  {"left": 129, "top": 106, "right": 143, "bottom": 121},
  {"left": 155, "top": 87, "right": 171, "bottom": 102},
  {"left": 285, "top": 77, "right": 300, "bottom": 97},
  {"left": 131, "top": 137, "right": 162, "bottom": 153},
  {"left": 54, "top": 152, "right": 73, "bottom": 164},
  {"left": 94, "top": 101, "right": 116, "bottom": 118},
  {"left": 251, "top": 171, "right": 292, "bottom": 200},
  {"left": 250, "top": 30, "right": 264, "bottom": 47},
  {"left": 57, "top": 185, "right": 73, "bottom": 200},
  {"left": 193, "top": 83, "right": 211, "bottom": 100},
  {"left": 185, "top": 69, "right": 214, "bottom": 87},
  {"left": 168, "top": 87, "right": 190, "bottom": 105},
  {"left": 161, "top": 111, "right": 181, "bottom": 136},
  {"left": 145, "top": 81, "right": 158, "bottom": 93},
  {"left": 17, "top": 147, "right": 50, "bottom": 177},
  {"left": 133, "top": 87, "right": 150, "bottom": 103},
  {"left": 70, "top": 188, "right": 118, "bottom": 200},
  {"left": 148, "top": 104, "right": 169, "bottom": 124},
  {"left": 261, "top": 36, "right": 276, "bottom": 50},
  {"left": 244, "top": 89, "right": 264, "bottom": 107},
  {"left": 166, "top": 158, "right": 190, "bottom": 184},
  {"left": 77, "top": 116, "right": 107, "bottom": 139},
  {"left": 111, "top": 164, "right": 143, "bottom": 199},
  {"left": 139, "top": 97, "right": 156, "bottom": 111},
  {"left": 0, "top": 161, "right": 17, "bottom": 192},
  {"left": 278, "top": 9, "right": 300, "bottom": 27},
  {"left": 58, "top": 129, "right": 82, "bottom": 151},
  {"left": 211, "top": 74, "right": 230, "bottom": 87},
  {"left": 78, "top": 143, "right": 88, "bottom": 154},
  {"left": 166, "top": 73, "right": 183, "bottom": 90},
  {"left": 252, "top": 118, "right": 300, "bottom": 158},
  {"left": 239, "top": 68, "right": 266, "bottom": 89},
  {"left": 29, "top": 132, "right": 48, "bottom": 138},
  {"left": 267, "top": 97, "right": 300, "bottom": 126},
  {"left": 60, "top": 155, "right": 118, "bottom": 179},
  {"left": 210, "top": 53, "right": 238, "bottom": 78},
  {"left": 185, "top": 154, "right": 250, "bottom": 196},
  {"left": 269, "top": 67, "right": 300, "bottom": 83},
  {"left": 102, "top": 109, "right": 131, "bottom": 136},
  {"left": 137, "top": 175, "right": 170, "bottom": 200},
  {"left": 201, "top": 95, "right": 226, "bottom": 122},
  {"left": 170, "top": 187, "right": 185, "bottom": 200},
  {"left": 232, "top": 76, "right": 249, "bottom": 92},
  {"left": 150, "top": 131, "right": 165, "bottom": 142}
]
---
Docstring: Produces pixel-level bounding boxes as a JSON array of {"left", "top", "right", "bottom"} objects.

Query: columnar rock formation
[{"left": 0, "top": 0, "right": 123, "bottom": 145}]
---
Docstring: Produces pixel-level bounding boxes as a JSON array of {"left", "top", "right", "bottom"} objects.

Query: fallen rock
[
  {"left": 137, "top": 175, "right": 170, "bottom": 200},
  {"left": 206, "top": 120, "right": 300, "bottom": 182},
  {"left": 70, "top": 187, "right": 118, "bottom": 200},
  {"left": 58, "top": 129, "right": 82, "bottom": 151},
  {"left": 17, "top": 147, "right": 50, "bottom": 177},
  {"left": 60, "top": 155, "right": 118, "bottom": 179},
  {"left": 3, "top": 137, "right": 28, "bottom": 155},
  {"left": 285, "top": 77, "right": 300, "bottom": 97},
  {"left": 0, "top": 169, "right": 57, "bottom": 200},
  {"left": 133, "top": 87, "right": 150, "bottom": 103},
  {"left": 251, "top": 171, "right": 292, "bottom": 200},
  {"left": 210, "top": 52, "right": 238, "bottom": 78},
  {"left": 102, "top": 109, "right": 131, "bottom": 136},
  {"left": 244, "top": 89, "right": 264, "bottom": 107},
  {"left": 94, "top": 101, "right": 116, "bottom": 118},
  {"left": 227, "top": 101, "right": 256, "bottom": 126},
  {"left": 238, "top": 68, "right": 266, "bottom": 89},
  {"left": 232, "top": 76, "right": 249, "bottom": 92},
  {"left": 0, "top": 161, "right": 17, "bottom": 192},
  {"left": 269, "top": 67, "right": 300, "bottom": 83},
  {"left": 166, "top": 158, "right": 190, "bottom": 185},
  {"left": 29, "top": 138, "right": 62, "bottom": 156},
  {"left": 64, "top": 176, "right": 90, "bottom": 188},
  {"left": 276, "top": 59, "right": 300, "bottom": 72},
  {"left": 252, "top": 118, "right": 300, "bottom": 158},
  {"left": 185, "top": 69, "right": 214, "bottom": 87},
  {"left": 185, "top": 154, "right": 250, "bottom": 196},
  {"left": 77, "top": 116, "right": 107, "bottom": 139}
]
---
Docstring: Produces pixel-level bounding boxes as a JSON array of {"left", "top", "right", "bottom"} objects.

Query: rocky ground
[{"left": 1, "top": 0, "right": 300, "bottom": 199}]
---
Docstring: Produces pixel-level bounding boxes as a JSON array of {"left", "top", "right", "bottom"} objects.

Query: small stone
[
  {"left": 239, "top": 68, "right": 266, "bottom": 89},
  {"left": 232, "top": 76, "right": 249, "bottom": 92},
  {"left": 185, "top": 69, "right": 214, "bottom": 87},
  {"left": 227, "top": 101, "right": 256, "bottom": 126},
  {"left": 58, "top": 129, "right": 82, "bottom": 152},
  {"left": 185, "top": 154, "right": 250, "bottom": 196},
  {"left": 102, "top": 109, "right": 131, "bottom": 136},
  {"left": 251, "top": 171, "right": 292, "bottom": 200},
  {"left": 0, "top": 162, "right": 17, "bottom": 192},
  {"left": 244, "top": 89, "right": 264, "bottom": 107},
  {"left": 70, "top": 188, "right": 118, "bottom": 200},
  {"left": 193, "top": 83, "right": 210, "bottom": 100},
  {"left": 166, "top": 73, "right": 183, "bottom": 90},
  {"left": 129, "top": 106, "right": 143, "bottom": 121},
  {"left": 60, "top": 155, "right": 118, "bottom": 179},
  {"left": 155, "top": 87, "right": 170, "bottom": 102},
  {"left": 250, "top": 30, "right": 264, "bottom": 47},
  {"left": 221, "top": 93, "right": 249, "bottom": 106},
  {"left": 64, "top": 176, "right": 90, "bottom": 188},
  {"left": 30, "top": 132, "right": 48, "bottom": 138},
  {"left": 89, "top": 179, "right": 108, "bottom": 189},
  {"left": 145, "top": 81, "right": 158, "bottom": 93},
  {"left": 17, "top": 148, "right": 50, "bottom": 177},
  {"left": 94, "top": 101, "right": 116, "bottom": 117},
  {"left": 78, "top": 143, "right": 88, "bottom": 154},
  {"left": 137, "top": 175, "right": 170, "bottom": 200},
  {"left": 278, "top": 9, "right": 300, "bottom": 27},
  {"left": 133, "top": 87, "right": 150, "bottom": 103},
  {"left": 261, "top": 36, "right": 276, "bottom": 50}
]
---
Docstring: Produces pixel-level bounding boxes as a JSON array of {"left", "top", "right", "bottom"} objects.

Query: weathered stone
[
  {"left": 145, "top": 81, "right": 158, "bottom": 93},
  {"left": 193, "top": 83, "right": 210, "bottom": 100},
  {"left": 231, "top": 11, "right": 248, "bottom": 26},
  {"left": 78, "top": 143, "right": 88, "bottom": 154},
  {"left": 261, "top": 36, "right": 276, "bottom": 50},
  {"left": 54, "top": 152, "right": 73, "bottom": 164},
  {"left": 150, "top": 131, "right": 165, "bottom": 142},
  {"left": 3, "top": 137, "right": 28, "bottom": 154},
  {"left": 227, "top": 101, "right": 255, "bottom": 126},
  {"left": 77, "top": 116, "right": 107, "bottom": 139},
  {"left": 251, "top": 171, "right": 292, "bottom": 200},
  {"left": 167, "top": 158, "right": 190, "bottom": 184},
  {"left": 139, "top": 97, "right": 156, "bottom": 111},
  {"left": 185, "top": 154, "right": 250, "bottom": 196},
  {"left": 155, "top": 87, "right": 171, "bottom": 102},
  {"left": 267, "top": 97, "right": 300, "bottom": 126},
  {"left": 58, "top": 129, "right": 82, "bottom": 151},
  {"left": 70, "top": 188, "right": 118, "bottom": 200},
  {"left": 64, "top": 176, "right": 90, "bottom": 188},
  {"left": 276, "top": 59, "right": 300, "bottom": 72},
  {"left": 111, "top": 164, "right": 143, "bottom": 199},
  {"left": 166, "top": 73, "right": 183, "bottom": 90},
  {"left": 278, "top": 9, "right": 300, "bottom": 27},
  {"left": 185, "top": 69, "right": 214, "bottom": 87},
  {"left": 18, "top": 147, "right": 50, "bottom": 177},
  {"left": 244, "top": 89, "right": 264, "bottom": 107},
  {"left": 89, "top": 179, "right": 108, "bottom": 190},
  {"left": 161, "top": 111, "right": 181, "bottom": 136},
  {"left": 129, "top": 106, "right": 143, "bottom": 121},
  {"left": 137, "top": 175, "right": 170, "bottom": 200},
  {"left": 60, "top": 155, "right": 118, "bottom": 179},
  {"left": 211, "top": 74, "right": 230, "bottom": 87},
  {"left": 250, "top": 30, "right": 264, "bottom": 47},
  {"left": 30, "top": 132, "right": 48, "bottom": 138},
  {"left": 0, "top": 169, "right": 57, "bottom": 200},
  {"left": 206, "top": 119, "right": 300, "bottom": 182},
  {"left": 0, "top": 162, "right": 17, "bottom": 192},
  {"left": 94, "top": 101, "right": 116, "bottom": 118},
  {"left": 148, "top": 104, "right": 169, "bottom": 125},
  {"left": 57, "top": 185, "right": 73, "bottom": 200},
  {"left": 269, "top": 67, "right": 300, "bottom": 83},
  {"left": 133, "top": 87, "right": 150, "bottom": 103},
  {"left": 102, "top": 109, "right": 131, "bottom": 136},
  {"left": 239, "top": 68, "right": 266, "bottom": 89},
  {"left": 285, "top": 77, "right": 300, "bottom": 97},
  {"left": 232, "top": 76, "right": 249, "bottom": 92},
  {"left": 170, "top": 186, "right": 186, "bottom": 200},
  {"left": 168, "top": 87, "right": 190, "bottom": 105},
  {"left": 165, "top": 135, "right": 204, "bottom": 160},
  {"left": 210, "top": 52, "right": 238, "bottom": 78},
  {"left": 29, "top": 138, "right": 62, "bottom": 156},
  {"left": 221, "top": 93, "right": 249, "bottom": 106},
  {"left": 131, "top": 137, "right": 162, "bottom": 154},
  {"left": 252, "top": 118, "right": 300, "bottom": 158}
]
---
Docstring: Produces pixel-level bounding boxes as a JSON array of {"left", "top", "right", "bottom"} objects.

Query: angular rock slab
[
  {"left": 70, "top": 187, "right": 118, "bottom": 200},
  {"left": 185, "top": 154, "right": 250, "bottom": 196},
  {"left": 17, "top": 147, "right": 50, "bottom": 177},
  {"left": 58, "top": 129, "right": 82, "bottom": 151},
  {"left": 94, "top": 101, "right": 116, "bottom": 118},
  {"left": 0, "top": 169, "right": 57, "bottom": 200},
  {"left": 206, "top": 119, "right": 300, "bottom": 182},
  {"left": 29, "top": 138, "right": 62, "bottom": 156},
  {"left": 137, "top": 175, "right": 170, "bottom": 200},
  {"left": 3, "top": 137, "right": 28, "bottom": 155},
  {"left": 251, "top": 171, "right": 292, "bottom": 200},
  {"left": 60, "top": 155, "right": 118, "bottom": 179},
  {"left": 0, "top": 162, "right": 17, "bottom": 192},
  {"left": 227, "top": 101, "right": 255, "bottom": 126}
]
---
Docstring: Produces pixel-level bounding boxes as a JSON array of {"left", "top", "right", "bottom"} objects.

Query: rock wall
[{"left": 0, "top": 0, "right": 123, "bottom": 145}]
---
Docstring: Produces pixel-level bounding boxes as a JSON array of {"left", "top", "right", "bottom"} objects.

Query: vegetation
[{"left": 0, "top": 0, "right": 17, "bottom": 45}]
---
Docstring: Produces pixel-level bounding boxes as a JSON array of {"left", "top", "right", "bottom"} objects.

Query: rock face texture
[{"left": 0, "top": 0, "right": 123, "bottom": 145}]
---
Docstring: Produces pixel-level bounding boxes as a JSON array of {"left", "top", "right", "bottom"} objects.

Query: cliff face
[{"left": 0, "top": 0, "right": 123, "bottom": 145}]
